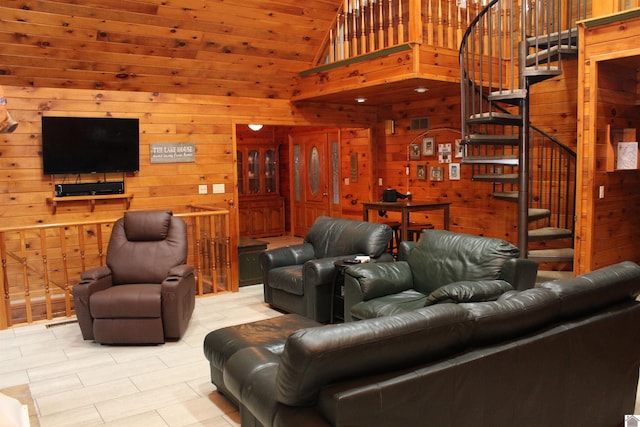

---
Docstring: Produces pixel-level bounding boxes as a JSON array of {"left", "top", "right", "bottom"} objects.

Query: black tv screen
[{"left": 42, "top": 116, "right": 140, "bottom": 175}]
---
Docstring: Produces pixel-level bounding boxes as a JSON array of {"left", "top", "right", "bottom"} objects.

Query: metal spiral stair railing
[{"left": 459, "top": 0, "right": 584, "bottom": 266}]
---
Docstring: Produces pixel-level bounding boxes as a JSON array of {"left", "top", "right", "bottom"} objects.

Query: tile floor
[
  {"left": 0, "top": 284, "right": 282, "bottom": 427},
  {"left": 0, "top": 233, "right": 638, "bottom": 426}
]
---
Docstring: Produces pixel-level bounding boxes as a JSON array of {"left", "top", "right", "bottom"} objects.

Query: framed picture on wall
[
  {"left": 449, "top": 163, "right": 461, "bottom": 180},
  {"left": 417, "top": 164, "right": 427, "bottom": 180},
  {"left": 455, "top": 139, "right": 464, "bottom": 158},
  {"left": 430, "top": 166, "right": 444, "bottom": 181},
  {"left": 409, "top": 143, "right": 421, "bottom": 160},
  {"left": 438, "top": 143, "right": 452, "bottom": 164},
  {"left": 422, "top": 136, "right": 435, "bottom": 156}
]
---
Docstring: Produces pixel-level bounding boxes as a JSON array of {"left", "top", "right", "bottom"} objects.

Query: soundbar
[{"left": 55, "top": 182, "right": 125, "bottom": 197}]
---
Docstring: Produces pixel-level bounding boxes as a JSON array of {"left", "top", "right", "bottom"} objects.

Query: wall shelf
[{"left": 46, "top": 194, "right": 133, "bottom": 214}]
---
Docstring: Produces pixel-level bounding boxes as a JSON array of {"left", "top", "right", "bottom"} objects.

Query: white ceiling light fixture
[
  {"left": 414, "top": 87, "right": 429, "bottom": 94},
  {"left": 355, "top": 97, "right": 367, "bottom": 103},
  {"left": 248, "top": 124, "right": 263, "bottom": 131}
]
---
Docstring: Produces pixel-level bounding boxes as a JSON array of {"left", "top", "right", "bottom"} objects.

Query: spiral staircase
[{"left": 459, "top": 0, "right": 586, "bottom": 270}]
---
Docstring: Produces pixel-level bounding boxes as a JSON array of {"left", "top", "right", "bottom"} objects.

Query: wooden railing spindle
[
  {"left": 19, "top": 231, "right": 32, "bottom": 324},
  {"left": 0, "top": 233, "right": 9, "bottom": 328},
  {"left": 378, "top": 0, "right": 385, "bottom": 48},
  {"left": 387, "top": 0, "right": 394, "bottom": 46},
  {"left": 59, "top": 227, "right": 72, "bottom": 317},
  {"left": 194, "top": 217, "right": 204, "bottom": 296},
  {"left": 369, "top": 0, "right": 376, "bottom": 49},
  {"left": 398, "top": 0, "right": 405, "bottom": 43},
  {"left": 40, "top": 228, "right": 52, "bottom": 320}
]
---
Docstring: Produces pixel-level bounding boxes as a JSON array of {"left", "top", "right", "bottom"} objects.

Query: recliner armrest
[
  {"left": 80, "top": 265, "right": 112, "bottom": 281},
  {"left": 161, "top": 265, "right": 196, "bottom": 339},
  {"left": 167, "top": 264, "right": 194, "bottom": 278},
  {"left": 74, "top": 266, "right": 114, "bottom": 340},
  {"left": 260, "top": 243, "right": 316, "bottom": 271},
  {"left": 499, "top": 258, "right": 539, "bottom": 291}
]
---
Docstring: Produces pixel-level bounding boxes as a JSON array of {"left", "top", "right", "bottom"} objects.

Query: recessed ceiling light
[
  {"left": 414, "top": 87, "right": 429, "bottom": 93},
  {"left": 355, "top": 97, "right": 367, "bottom": 103}
]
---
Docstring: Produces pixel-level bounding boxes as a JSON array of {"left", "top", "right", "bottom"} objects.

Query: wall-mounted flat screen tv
[{"left": 42, "top": 116, "right": 140, "bottom": 175}]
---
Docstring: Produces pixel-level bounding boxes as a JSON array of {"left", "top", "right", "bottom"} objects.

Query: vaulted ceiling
[{"left": 0, "top": 0, "right": 342, "bottom": 99}]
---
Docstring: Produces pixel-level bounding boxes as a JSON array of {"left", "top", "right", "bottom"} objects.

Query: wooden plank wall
[
  {"left": 338, "top": 127, "right": 374, "bottom": 219},
  {"left": 374, "top": 63, "right": 581, "bottom": 248},
  {"left": 0, "top": 85, "right": 376, "bottom": 235},
  {"left": 576, "top": 15, "right": 640, "bottom": 275},
  {"left": 375, "top": 91, "right": 520, "bottom": 242},
  {"left": 1, "top": 64, "right": 587, "bottom": 265}
]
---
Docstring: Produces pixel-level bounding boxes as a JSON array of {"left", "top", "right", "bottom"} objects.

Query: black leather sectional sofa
[{"left": 204, "top": 261, "right": 640, "bottom": 427}]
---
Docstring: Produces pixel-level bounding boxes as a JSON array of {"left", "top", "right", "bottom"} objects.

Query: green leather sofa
[{"left": 343, "top": 229, "right": 538, "bottom": 321}]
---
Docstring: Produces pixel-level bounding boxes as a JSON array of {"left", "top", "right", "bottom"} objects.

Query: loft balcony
[
  {"left": 293, "top": 0, "right": 487, "bottom": 106},
  {"left": 292, "top": 0, "right": 595, "bottom": 106}
]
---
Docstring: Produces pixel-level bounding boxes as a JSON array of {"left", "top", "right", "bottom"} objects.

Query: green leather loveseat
[{"left": 343, "top": 229, "right": 538, "bottom": 321}]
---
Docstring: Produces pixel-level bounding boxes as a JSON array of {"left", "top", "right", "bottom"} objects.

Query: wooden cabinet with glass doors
[{"left": 237, "top": 144, "right": 285, "bottom": 237}]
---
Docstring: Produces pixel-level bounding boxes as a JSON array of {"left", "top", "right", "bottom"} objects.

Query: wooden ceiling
[{"left": 0, "top": 0, "right": 342, "bottom": 100}]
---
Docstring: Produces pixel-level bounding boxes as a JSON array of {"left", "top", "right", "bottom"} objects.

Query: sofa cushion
[
  {"left": 350, "top": 289, "right": 428, "bottom": 320},
  {"left": 425, "top": 279, "right": 514, "bottom": 305},
  {"left": 304, "top": 216, "right": 392, "bottom": 259},
  {"left": 276, "top": 303, "right": 473, "bottom": 406},
  {"left": 540, "top": 261, "right": 640, "bottom": 319},
  {"left": 268, "top": 265, "right": 304, "bottom": 295},
  {"left": 462, "top": 287, "right": 560, "bottom": 345},
  {"left": 407, "top": 230, "right": 520, "bottom": 295}
]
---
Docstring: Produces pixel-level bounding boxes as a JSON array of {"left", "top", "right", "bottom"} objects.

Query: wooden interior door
[{"left": 291, "top": 130, "right": 333, "bottom": 236}]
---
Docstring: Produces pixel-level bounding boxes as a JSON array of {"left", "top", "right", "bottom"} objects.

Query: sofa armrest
[
  {"left": 303, "top": 257, "right": 345, "bottom": 287},
  {"left": 425, "top": 280, "right": 514, "bottom": 305},
  {"left": 343, "top": 262, "right": 413, "bottom": 322},
  {"left": 224, "top": 346, "right": 281, "bottom": 426},
  {"left": 260, "top": 243, "right": 316, "bottom": 271},
  {"left": 499, "top": 258, "right": 539, "bottom": 291},
  {"left": 397, "top": 241, "right": 417, "bottom": 262}
]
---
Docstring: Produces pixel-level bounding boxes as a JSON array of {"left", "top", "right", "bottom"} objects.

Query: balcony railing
[
  {"left": 316, "top": 0, "right": 489, "bottom": 65},
  {"left": 0, "top": 207, "right": 232, "bottom": 329}
]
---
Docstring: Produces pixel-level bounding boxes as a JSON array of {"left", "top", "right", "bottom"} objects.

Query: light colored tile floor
[
  {"left": 0, "top": 284, "right": 282, "bottom": 427},
  {"left": 1, "top": 232, "right": 639, "bottom": 426}
]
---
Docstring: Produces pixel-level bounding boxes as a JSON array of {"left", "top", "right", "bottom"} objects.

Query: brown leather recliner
[{"left": 73, "top": 210, "right": 196, "bottom": 344}]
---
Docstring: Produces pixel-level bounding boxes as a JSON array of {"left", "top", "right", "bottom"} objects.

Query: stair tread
[
  {"left": 467, "top": 134, "right": 519, "bottom": 145},
  {"left": 522, "top": 66, "right": 562, "bottom": 83},
  {"left": 529, "top": 227, "right": 573, "bottom": 241},
  {"left": 493, "top": 191, "right": 518, "bottom": 200},
  {"left": 526, "top": 28, "right": 578, "bottom": 48},
  {"left": 462, "top": 155, "right": 519, "bottom": 166},
  {"left": 488, "top": 89, "right": 527, "bottom": 104},
  {"left": 525, "top": 45, "right": 578, "bottom": 66},
  {"left": 468, "top": 112, "right": 522, "bottom": 126},
  {"left": 473, "top": 173, "right": 519, "bottom": 183},
  {"left": 528, "top": 208, "right": 551, "bottom": 220},
  {"left": 528, "top": 247, "right": 574, "bottom": 263}
]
